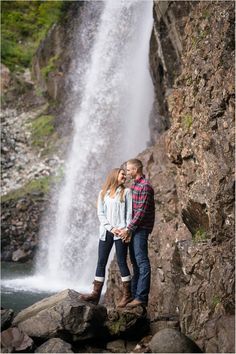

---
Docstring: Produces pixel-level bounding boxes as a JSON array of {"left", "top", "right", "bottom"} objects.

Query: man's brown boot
[
  {"left": 80, "top": 280, "right": 103, "bottom": 305},
  {"left": 116, "top": 281, "right": 133, "bottom": 308}
]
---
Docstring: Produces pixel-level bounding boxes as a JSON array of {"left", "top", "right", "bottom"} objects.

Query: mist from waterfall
[{"left": 3, "top": 0, "right": 154, "bottom": 293}]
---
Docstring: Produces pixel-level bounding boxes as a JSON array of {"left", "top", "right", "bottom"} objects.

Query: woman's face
[{"left": 117, "top": 170, "right": 126, "bottom": 185}]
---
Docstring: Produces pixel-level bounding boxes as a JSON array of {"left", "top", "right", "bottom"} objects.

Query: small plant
[
  {"left": 193, "top": 227, "right": 208, "bottom": 243},
  {"left": 212, "top": 295, "right": 221, "bottom": 308},
  {"left": 182, "top": 114, "right": 193, "bottom": 130},
  {"left": 186, "top": 76, "right": 193, "bottom": 86},
  {"left": 202, "top": 10, "right": 210, "bottom": 20},
  {"left": 41, "top": 55, "right": 59, "bottom": 79}
]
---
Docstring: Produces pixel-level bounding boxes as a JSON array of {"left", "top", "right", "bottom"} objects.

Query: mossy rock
[{"left": 1, "top": 177, "right": 52, "bottom": 203}]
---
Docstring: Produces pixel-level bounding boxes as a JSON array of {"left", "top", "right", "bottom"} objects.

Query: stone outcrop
[
  {"left": 1, "top": 192, "right": 48, "bottom": 262},
  {"left": 3, "top": 289, "right": 152, "bottom": 353},
  {"left": 149, "top": 328, "right": 202, "bottom": 353},
  {"left": 13, "top": 289, "right": 107, "bottom": 340},
  {"left": 106, "top": 1, "right": 235, "bottom": 353}
]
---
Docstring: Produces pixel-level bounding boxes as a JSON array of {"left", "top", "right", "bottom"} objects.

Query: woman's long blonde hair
[{"left": 100, "top": 168, "right": 125, "bottom": 202}]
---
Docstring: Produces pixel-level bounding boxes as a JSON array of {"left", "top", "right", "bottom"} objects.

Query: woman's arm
[{"left": 97, "top": 191, "right": 113, "bottom": 232}]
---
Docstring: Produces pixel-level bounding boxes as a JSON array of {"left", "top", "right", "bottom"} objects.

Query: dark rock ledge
[{"left": 0, "top": 289, "right": 202, "bottom": 353}]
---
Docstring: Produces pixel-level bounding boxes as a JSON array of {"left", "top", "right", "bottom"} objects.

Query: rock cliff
[{"left": 105, "top": 1, "right": 235, "bottom": 352}]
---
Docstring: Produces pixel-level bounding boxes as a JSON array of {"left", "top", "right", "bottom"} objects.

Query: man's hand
[{"left": 119, "top": 229, "right": 131, "bottom": 243}]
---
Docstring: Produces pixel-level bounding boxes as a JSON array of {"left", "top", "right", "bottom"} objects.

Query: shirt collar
[{"left": 134, "top": 175, "right": 145, "bottom": 183}]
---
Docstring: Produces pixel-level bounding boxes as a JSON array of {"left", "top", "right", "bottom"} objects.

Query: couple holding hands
[{"left": 80, "top": 159, "right": 155, "bottom": 308}]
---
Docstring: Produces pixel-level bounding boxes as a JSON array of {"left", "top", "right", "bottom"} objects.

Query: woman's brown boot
[
  {"left": 80, "top": 280, "right": 103, "bottom": 305},
  {"left": 116, "top": 281, "right": 133, "bottom": 308}
]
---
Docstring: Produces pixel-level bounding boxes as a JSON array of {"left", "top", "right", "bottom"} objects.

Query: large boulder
[
  {"left": 149, "top": 328, "right": 202, "bottom": 353},
  {"left": 13, "top": 289, "right": 107, "bottom": 340},
  {"left": 35, "top": 338, "right": 73, "bottom": 353},
  {"left": 0, "top": 327, "right": 34, "bottom": 353}
]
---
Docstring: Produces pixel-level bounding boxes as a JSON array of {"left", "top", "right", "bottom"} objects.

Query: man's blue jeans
[{"left": 129, "top": 228, "right": 151, "bottom": 304}]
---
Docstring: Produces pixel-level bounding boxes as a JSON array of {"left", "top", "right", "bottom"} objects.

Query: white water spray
[{"left": 3, "top": 0, "right": 154, "bottom": 293}]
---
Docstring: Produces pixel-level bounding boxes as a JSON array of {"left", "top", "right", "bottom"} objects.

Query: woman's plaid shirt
[{"left": 127, "top": 175, "right": 155, "bottom": 233}]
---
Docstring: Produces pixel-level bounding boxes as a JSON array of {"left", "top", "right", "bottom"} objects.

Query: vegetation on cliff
[{"left": 1, "top": 0, "right": 67, "bottom": 71}]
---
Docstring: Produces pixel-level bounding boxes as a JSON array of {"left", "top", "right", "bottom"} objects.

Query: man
[{"left": 119, "top": 158, "right": 155, "bottom": 307}]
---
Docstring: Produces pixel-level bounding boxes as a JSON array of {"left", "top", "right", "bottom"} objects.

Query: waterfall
[{"left": 3, "top": 0, "right": 154, "bottom": 293}]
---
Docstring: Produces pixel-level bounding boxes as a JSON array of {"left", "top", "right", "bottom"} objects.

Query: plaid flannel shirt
[{"left": 127, "top": 175, "right": 155, "bottom": 233}]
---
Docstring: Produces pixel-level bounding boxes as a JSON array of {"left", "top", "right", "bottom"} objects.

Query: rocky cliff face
[{"left": 105, "top": 1, "right": 235, "bottom": 353}]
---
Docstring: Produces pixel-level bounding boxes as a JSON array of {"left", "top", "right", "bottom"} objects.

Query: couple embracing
[{"left": 80, "top": 159, "right": 155, "bottom": 308}]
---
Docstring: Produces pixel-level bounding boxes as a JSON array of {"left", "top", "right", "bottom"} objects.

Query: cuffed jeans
[
  {"left": 129, "top": 228, "right": 151, "bottom": 304},
  {"left": 95, "top": 231, "right": 131, "bottom": 281}
]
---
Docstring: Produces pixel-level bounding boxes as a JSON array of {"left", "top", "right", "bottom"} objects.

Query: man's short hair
[{"left": 127, "top": 159, "right": 143, "bottom": 172}]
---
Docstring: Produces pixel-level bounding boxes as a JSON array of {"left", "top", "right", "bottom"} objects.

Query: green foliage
[
  {"left": 31, "top": 114, "right": 55, "bottom": 147},
  {"left": 1, "top": 176, "right": 52, "bottom": 203},
  {"left": 182, "top": 114, "right": 193, "bottom": 130},
  {"left": 41, "top": 55, "right": 59, "bottom": 79},
  {"left": 1, "top": 1, "right": 65, "bottom": 71},
  {"left": 193, "top": 228, "right": 208, "bottom": 243}
]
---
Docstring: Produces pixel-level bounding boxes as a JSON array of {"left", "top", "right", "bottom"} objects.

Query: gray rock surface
[
  {"left": 35, "top": 337, "right": 73, "bottom": 353},
  {"left": 149, "top": 328, "right": 202, "bottom": 353},
  {"left": 13, "top": 289, "right": 107, "bottom": 340},
  {"left": 0, "top": 326, "right": 33, "bottom": 353}
]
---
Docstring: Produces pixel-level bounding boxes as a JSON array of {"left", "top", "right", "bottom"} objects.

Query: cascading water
[{"left": 2, "top": 0, "right": 154, "bottom": 294}]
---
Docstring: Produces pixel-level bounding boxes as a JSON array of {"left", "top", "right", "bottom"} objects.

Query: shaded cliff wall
[{"left": 105, "top": 1, "right": 235, "bottom": 353}]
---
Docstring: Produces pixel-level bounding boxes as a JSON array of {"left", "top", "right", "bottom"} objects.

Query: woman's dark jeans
[
  {"left": 129, "top": 228, "right": 151, "bottom": 304},
  {"left": 95, "top": 231, "right": 130, "bottom": 278}
]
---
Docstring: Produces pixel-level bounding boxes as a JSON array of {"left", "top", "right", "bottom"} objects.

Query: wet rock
[
  {"left": 149, "top": 328, "right": 202, "bottom": 353},
  {"left": 35, "top": 338, "right": 73, "bottom": 353},
  {"left": 0, "top": 308, "right": 14, "bottom": 331},
  {"left": 0, "top": 327, "right": 34, "bottom": 353},
  {"left": 12, "top": 248, "right": 32, "bottom": 262},
  {"left": 13, "top": 289, "right": 107, "bottom": 340}
]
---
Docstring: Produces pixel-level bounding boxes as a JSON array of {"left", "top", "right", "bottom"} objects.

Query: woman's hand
[{"left": 111, "top": 227, "right": 120, "bottom": 235}]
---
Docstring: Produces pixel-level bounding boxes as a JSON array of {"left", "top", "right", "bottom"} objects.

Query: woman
[{"left": 80, "top": 168, "right": 133, "bottom": 307}]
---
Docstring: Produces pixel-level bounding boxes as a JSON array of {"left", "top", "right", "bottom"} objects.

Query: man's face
[{"left": 126, "top": 163, "right": 137, "bottom": 180}]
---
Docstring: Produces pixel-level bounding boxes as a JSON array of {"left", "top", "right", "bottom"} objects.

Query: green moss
[
  {"left": 31, "top": 114, "right": 55, "bottom": 147},
  {"left": 182, "top": 114, "right": 193, "bottom": 130},
  {"left": 41, "top": 55, "right": 59, "bottom": 79},
  {"left": 202, "top": 10, "right": 210, "bottom": 19},
  {"left": 193, "top": 228, "right": 208, "bottom": 243},
  {"left": 185, "top": 76, "right": 193, "bottom": 86},
  {"left": 1, "top": 176, "right": 52, "bottom": 203},
  {"left": 212, "top": 295, "right": 221, "bottom": 308}
]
